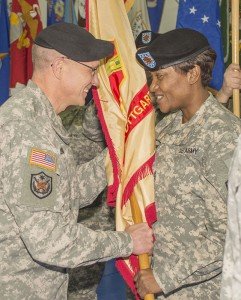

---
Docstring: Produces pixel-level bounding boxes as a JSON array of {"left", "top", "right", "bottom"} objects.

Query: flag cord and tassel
[
  {"left": 231, "top": 0, "right": 240, "bottom": 117},
  {"left": 130, "top": 193, "right": 155, "bottom": 300}
]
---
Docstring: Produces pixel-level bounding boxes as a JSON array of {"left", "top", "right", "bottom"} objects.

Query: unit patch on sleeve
[
  {"left": 31, "top": 172, "right": 52, "bottom": 199},
  {"left": 29, "top": 148, "right": 56, "bottom": 172}
]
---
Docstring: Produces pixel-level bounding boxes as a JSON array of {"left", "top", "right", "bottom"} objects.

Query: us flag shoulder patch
[{"left": 29, "top": 148, "right": 56, "bottom": 172}]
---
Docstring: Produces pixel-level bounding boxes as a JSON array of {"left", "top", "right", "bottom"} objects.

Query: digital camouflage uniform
[
  {"left": 60, "top": 102, "right": 106, "bottom": 165},
  {"left": 60, "top": 103, "right": 115, "bottom": 300},
  {"left": 0, "top": 81, "right": 133, "bottom": 300},
  {"left": 152, "top": 94, "right": 241, "bottom": 299},
  {"left": 220, "top": 135, "right": 241, "bottom": 300}
]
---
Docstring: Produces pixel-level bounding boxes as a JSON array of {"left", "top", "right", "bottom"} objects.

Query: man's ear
[
  {"left": 187, "top": 65, "right": 201, "bottom": 85},
  {"left": 51, "top": 58, "right": 64, "bottom": 80}
]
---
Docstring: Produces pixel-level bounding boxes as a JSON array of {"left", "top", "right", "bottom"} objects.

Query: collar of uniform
[
  {"left": 26, "top": 80, "right": 70, "bottom": 145},
  {"left": 176, "top": 92, "right": 214, "bottom": 129},
  {"left": 156, "top": 93, "right": 214, "bottom": 143}
]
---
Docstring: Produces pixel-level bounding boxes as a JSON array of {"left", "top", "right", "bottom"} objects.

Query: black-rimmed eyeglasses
[
  {"left": 76, "top": 61, "right": 98, "bottom": 76},
  {"left": 51, "top": 57, "right": 98, "bottom": 76}
]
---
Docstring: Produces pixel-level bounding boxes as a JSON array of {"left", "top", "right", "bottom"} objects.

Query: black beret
[
  {"left": 34, "top": 22, "right": 114, "bottom": 62},
  {"left": 136, "top": 28, "right": 211, "bottom": 71},
  {"left": 135, "top": 30, "right": 159, "bottom": 49}
]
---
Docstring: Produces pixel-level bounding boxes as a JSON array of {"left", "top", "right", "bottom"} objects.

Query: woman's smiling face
[{"left": 149, "top": 66, "right": 191, "bottom": 114}]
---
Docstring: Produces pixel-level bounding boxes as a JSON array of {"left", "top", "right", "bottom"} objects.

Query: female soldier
[{"left": 134, "top": 28, "right": 241, "bottom": 299}]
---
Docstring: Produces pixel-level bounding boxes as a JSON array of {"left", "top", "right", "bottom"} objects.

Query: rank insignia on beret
[
  {"left": 29, "top": 148, "right": 56, "bottom": 172},
  {"left": 137, "top": 52, "right": 156, "bottom": 69},
  {"left": 31, "top": 172, "right": 52, "bottom": 199},
  {"left": 142, "top": 32, "right": 152, "bottom": 44}
]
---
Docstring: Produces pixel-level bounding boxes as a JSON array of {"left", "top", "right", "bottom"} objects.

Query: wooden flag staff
[
  {"left": 231, "top": 0, "right": 240, "bottom": 117},
  {"left": 130, "top": 194, "right": 155, "bottom": 300}
]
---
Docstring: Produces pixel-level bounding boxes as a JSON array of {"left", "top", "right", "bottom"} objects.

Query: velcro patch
[
  {"left": 29, "top": 148, "right": 56, "bottom": 172},
  {"left": 31, "top": 172, "right": 52, "bottom": 199}
]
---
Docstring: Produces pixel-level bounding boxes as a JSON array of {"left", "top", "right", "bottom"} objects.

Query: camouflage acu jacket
[
  {"left": 152, "top": 94, "right": 241, "bottom": 299},
  {"left": 220, "top": 135, "right": 241, "bottom": 300},
  {"left": 0, "top": 81, "right": 132, "bottom": 300}
]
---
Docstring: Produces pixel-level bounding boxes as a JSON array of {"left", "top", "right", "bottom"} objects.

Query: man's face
[
  {"left": 150, "top": 66, "right": 191, "bottom": 114},
  {"left": 61, "top": 58, "right": 100, "bottom": 106}
]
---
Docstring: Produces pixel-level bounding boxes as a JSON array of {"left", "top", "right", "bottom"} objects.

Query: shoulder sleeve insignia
[
  {"left": 29, "top": 148, "right": 56, "bottom": 172},
  {"left": 31, "top": 172, "right": 52, "bottom": 199}
]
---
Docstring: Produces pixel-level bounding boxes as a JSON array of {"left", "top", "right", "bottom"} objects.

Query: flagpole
[
  {"left": 231, "top": 0, "right": 240, "bottom": 117},
  {"left": 130, "top": 193, "right": 155, "bottom": 300}
]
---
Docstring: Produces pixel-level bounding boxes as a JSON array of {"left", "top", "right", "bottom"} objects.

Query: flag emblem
[
  {"left": 29, "top": 148, "right": 56, "bottom": 171},
  {"left": 31, "top": 172, "right": 52, "bottom": 199},
  {"left": 137, "top": 52, "right": 156, "bottom": 68}
]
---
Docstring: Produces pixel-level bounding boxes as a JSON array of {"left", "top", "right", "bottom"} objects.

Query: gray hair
[{"left": 32, "top": 44, "right": 61, "bottom": 71}]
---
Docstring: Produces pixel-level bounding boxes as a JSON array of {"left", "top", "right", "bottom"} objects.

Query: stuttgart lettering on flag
[{"left": 86, "top": 0, "right": 156, "bottom": 298}]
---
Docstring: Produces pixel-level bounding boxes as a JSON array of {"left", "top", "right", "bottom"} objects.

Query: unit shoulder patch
[{"left": 31, "top": 172, "right": 52, "bottom": 199}]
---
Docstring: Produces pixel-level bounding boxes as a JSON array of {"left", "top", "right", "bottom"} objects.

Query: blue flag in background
[
  {"left": 47, "top": 0, "right": 65, "bottom": 25},
  {"left": 176, "top": 0, "right": 224, "bottom": 90},
  {"left": 47, "top": 0, "right": 77, "bottom": 25},
  {"left": 64, "top": 0, "right": 77, "bottom": 24},
  {"left": 147, "top": 0, "right": 164, "bottom": 32},
  {"left": 0, "top": 0, "right": 10, "bottom": 105}
]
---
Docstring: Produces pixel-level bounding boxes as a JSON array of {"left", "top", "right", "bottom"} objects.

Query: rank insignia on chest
[
  {"left": 29, "top": 148, "right": 56, "bottom": 172},
  {"left": 31, "top": 172, "right": 52, "bottom": 199}
]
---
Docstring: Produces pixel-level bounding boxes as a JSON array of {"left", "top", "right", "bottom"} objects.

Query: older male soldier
[
  {"left": 134, "top": 28, "right": 241, "bottom": 299},
  {"left": 0, "top": 23, "right": 153, "bottom": 300}
]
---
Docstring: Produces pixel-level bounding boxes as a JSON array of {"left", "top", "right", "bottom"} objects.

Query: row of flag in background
[{"left": 0, "top": 0, "right": 239, "bottom": 105}]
